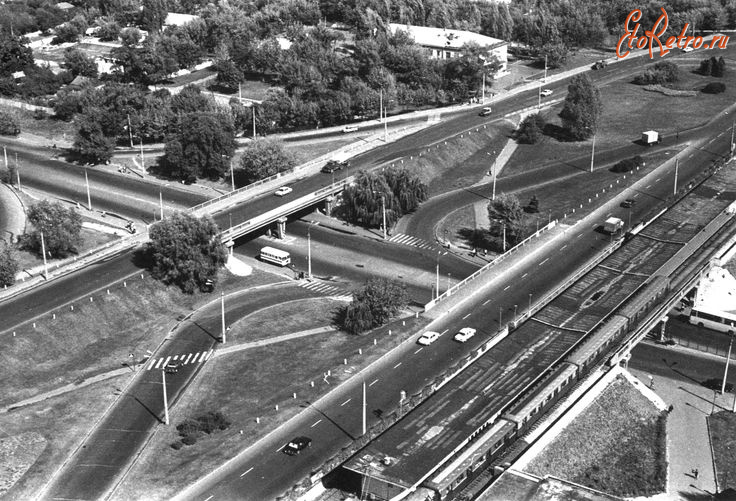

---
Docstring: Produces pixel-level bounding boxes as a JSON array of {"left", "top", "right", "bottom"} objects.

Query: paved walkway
[{"left": 629, "top": 359, "right": 733, "bottom": 500}]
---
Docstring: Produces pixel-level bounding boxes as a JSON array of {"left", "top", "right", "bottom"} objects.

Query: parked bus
[
  {"left": 689, "top": 307, "right": 736, "bottom": 334},
  {"left": 260, "top": 246, "right": 291, "bottom": 266}
]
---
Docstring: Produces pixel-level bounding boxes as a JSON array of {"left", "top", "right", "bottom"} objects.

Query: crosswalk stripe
[
  {"left": 183, "top": 353, "right": 192, "bottom": 364},
  {"left": 154, "top": 358, "right": 164, "bottom": 369},
  {"left": 162, "top": 355, "right": 171, "bottom": 367}
]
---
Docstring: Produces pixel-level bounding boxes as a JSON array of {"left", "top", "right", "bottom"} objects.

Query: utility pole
[
  {"left": 499, "top": 306, "right": 503, "bottom": 327},
  {"left": 127, "top": 113, "right": 134, "bottom": 148},
  {"left": 162, "top": 369, "right": 169, "bottom": 425},
  {"left": 435, "top": 261, "right": 440, "bottom": 300},
  {"left": 307, "top": 225, "right": 312, "bottom": 279},
  {"left": 730, "top": 119, "right": 735, "bottom": 157},
  {"left": 85, "top": 169, "right": 92, "bottom": 211},
  {"left": 381, "top": 195, "right": 387, "bottom": 239},
  {"left": 139, "top": 138, "right": 145, "bottom": 171},
  {"left": 723, "top": 329, "right": 733, "bottom": 395},
  {"left": 159, "top": 191, "right": 164, "bottom": 220},
  {"left": 482, "top": 72, "right": 486, "bottom": 103},
  {"left": 590, "top": 133, "right": 596, "bottom": 173},
  {"left": 674, "top": 156, "right": 679, "bottom": 195},
  {"left": 362, "top": 380, "right": 367, "bottom": 436},
  {"left": 230, "top": 160, "right": 235, "bottom": 192},
  {"left": 544, "top": 54, "right": 548, "bottom": 82},
  {"left": 502, "top": 223, "right": 506, "bottom": 253},
  {"left": 221, "top": 292, "right": 226, "bottom": 344},
  {"left": 379, "top": 88, "right": 383, "bottom": 122},
  {"left": 491, "top": 151, "right": 497, "bottom": 200},
  {"left": 15, "top": 153, "right": 20, "bottom": 192},
  {"left": 537, "top": 84, "right": 541, "bottom": 109},
  {"left": 40, "top": 231, "right": 48, "bottom": 279},
  {"left": 252, "top": 106, "right": 256, "bottom": 138},
  {"left": 3, "top": 146, "right": 7, "bottom": 169}
]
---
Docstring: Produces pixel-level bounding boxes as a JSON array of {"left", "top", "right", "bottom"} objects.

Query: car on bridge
[
  {"left": 274, "top": 186, "right": 293, "bottom": 197},
  {"left": 342, "top": 125, "right": 359, "bottom": 133},
  {"left": 417, "top": 331, "right": 440, "bottom": 345},
  {"left": 454, "top": 327, "right": 476, "bottom": 343},
  {"left": 282, "top": 436, "right": 312, "bottom": 455},
  {"left": 321, "top": 160, "right": 348, "bottom": 173}
]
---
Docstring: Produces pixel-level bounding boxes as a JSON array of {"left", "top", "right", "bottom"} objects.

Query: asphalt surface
[
  {"left": 42, "top": 283, "right": 321, "bottom": 501},
  {"left": 179, "top": 109, "right": 736, "bottom": 499}
]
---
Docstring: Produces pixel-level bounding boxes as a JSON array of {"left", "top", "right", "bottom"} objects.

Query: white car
[
  {"left": 274, "top": 186, "right": 293, "bottom": 197},
  {"left": 454, "top": 327, "right": 477, "bottom": 343},
  {"left": 342, "top": 125, "right": 359, "bottom": 133},
  {"left": 540, "top": 89, "right": 553, "bottom": 97},
  {"left": 417, "top": 331, "right": 440, "bottom": 346},
  {"left": 683, "top": 46, "right": 694, "bottom": 53}
]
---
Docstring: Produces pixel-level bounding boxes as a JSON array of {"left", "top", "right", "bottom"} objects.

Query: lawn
[
  {"left": 708, "top": 410, "right": 736, "bottom": 492},
  {"left": 115, "top": 313, "right": 428, "bottom": 501},
  {"left": 524, "top": 375, "right": 667, "bottom": 498},
  {"left": 503, "top": 59, "right": 736, "bottom": 179}
]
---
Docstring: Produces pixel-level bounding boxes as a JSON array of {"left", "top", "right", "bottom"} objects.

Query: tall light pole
[
  {"left": 380, "top": 194, "right": 387, "bottom": 239},
  {"left": 159, "top": 191, "right": 164, "bottom": 220},
  {"left": 252, "top": 105, "right": 257, "bottom": 138},
  {"left": 85, "top": 169, "right": 92, "bottom": 211},
  {"left": 220, "top": 291, "right": 226, "bottom": 344},
  {"left": 3, "top": 146, "right": 7, "bottom": 169},
  {"left": 162, "top": 369, "right": 169, "bottom": 425},
  {"left": 514, "top": 304, "right": 518, "bottom": 323},
  {"left": 139, "top": 138, "right": 145, "bottom": 171},
  {"left": 362, "top": 380, "right": 367, "bottom": 436},
  {"left": 673, "top": 156, "right": 679, "bottom": 195},
  {"left": 15, "top": 153, "right": 21, "bottom": 192},
  {"left": 40, "top": 231, "right": 48, "bottom": 279},
  {"left": 307, "top": 221, "right": 318, "bottom": 279},
  {"left": 730, "top": 119, "right": 735, "bottom": 156},
  {"left": 528, "top": 293, "right": 532, "bottom": 313},
  {"left": 543, "top": 54, "right": 548, "bottom": 82},
  {"left": 590, "top": 132, "right": 596, "bottom": 173},
  {"left": 230, "top": 160, "right": 235, "bottom": 192},
  {"left": 722, "top": 328, "right": 733, "bottom": 395},
  {"left": 502, "top": 223, "right": 506, "bottom": 253},
  {"left": 379, "top": 88, "right": 383, "bottom": 123},
  {"left": 499, "top": 306, "right": 503, "bottom": 327},
  {"left": 446, "top": 272, "right": 451, "bottom": 293},
  {"left": 490, "top": 150, "right": 497, "bottom": 200},
  {"left": 482, "top": 72, "right": 486, "bottom": 103},
  {"left": 537, "top": 83, "right": 541, "bottom": 109}
]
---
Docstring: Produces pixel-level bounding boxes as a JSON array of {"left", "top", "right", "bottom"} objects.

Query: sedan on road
[
  {"left": 454, "top": 327, "right": 477, "bottom": 343},
  {"left": 274, "top": 186, "right": 293, "bottom": 197},
  {"left": 282, "top": 436, "right": 312, "bottom": 455},
  {"left": 540, "top": 89, "right": 553, "bottom": 97},
  {"left": 417, "top": 331, "right": 440, "bottom": 345}
]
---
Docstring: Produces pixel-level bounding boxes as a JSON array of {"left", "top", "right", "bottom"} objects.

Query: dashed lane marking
[
  {"left": 311, "top": 419, "right": 322, "bottom": 428},
  {"left": 341, "top": 398, "right": 351, "bottom": 406},
  {"left": 369, "top": 379, "right": 379, "bottom": 386},
  {"left": 394, "top": 362, "right": 402, "bottom": 369},
  {"left": 240, "top": 467, "right": 254, "bottom": 478}
]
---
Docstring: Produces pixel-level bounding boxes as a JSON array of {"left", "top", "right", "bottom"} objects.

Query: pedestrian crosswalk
[
  {"left": 146, "top": 349, "right": 214, "bottom": 371},
  {"left": 299, "top": 280, "right": 352, "bottom": 301},
  {"left": 389, "top": 233, "right": 436, "bottom": 250}
]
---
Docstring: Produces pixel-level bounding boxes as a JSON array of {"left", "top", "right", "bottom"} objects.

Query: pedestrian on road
[{"left": 694, "top": 468, "right": 699, "bottom": 479}]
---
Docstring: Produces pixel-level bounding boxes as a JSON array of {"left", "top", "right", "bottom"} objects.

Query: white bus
[
  {"left": 689, "top": 307, "right": 736, "bottom": 334},
  {"left": 260, "top": 246, "right": 291, "bottom": 266}
]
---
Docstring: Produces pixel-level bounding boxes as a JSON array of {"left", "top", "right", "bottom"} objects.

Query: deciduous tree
[
  {"left": 487, "top": 193, "right": 524, "bottom": 246},
  {"left": 559, "top": 74, "right": 602, "bottom": 140},
  {"left": 0, "top": 240, "right": 18, "bottom": 287},
  {"left": 147, "top": 212, "right": 227, "bottom": 294},
  {"left": 22, "top": 200, "right": 82, "bottom": 258},
  {"left": 234, "top": 138, "right": 295, "bottom": 187},
  {"left": 342, "top": 277, "right": 409, "bottom": 334}
]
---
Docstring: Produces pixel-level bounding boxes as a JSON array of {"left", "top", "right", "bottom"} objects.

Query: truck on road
[
  {"left": 603, "top": 217, "right": 624, "bottom": 234},
  {"left": 641, "top": 130, "right": 660, "bottom": 146}
]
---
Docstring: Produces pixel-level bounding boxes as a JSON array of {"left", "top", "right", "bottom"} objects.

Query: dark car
[
  {"left": 620, "top": 199, "right": 636, "bottom": 208},
  {"left": 165, "top": 360, "right": 182, "bottom": 374},
  {"left": 321, "top": 160, "right": 348, "bottom": 173},
  {"left": 282, "top": 436, "right": 312, "bottom": 455},
  {"left": 592, "top": 60, "right": 607, "bottom": 70}
]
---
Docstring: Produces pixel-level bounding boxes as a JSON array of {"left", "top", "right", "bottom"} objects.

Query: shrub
[
  {"left": 0, "top": 111, "right": 20, "bottom": 136},
  {"left": 181, "top": 435, "right": 198, "bottom": 446},
  {"left": 702, "top": 82, "right": 726, "bottom": 94},
  {"left": 516, "top": 113, "right": 546, "bottom": 144},
  {"left": 611, "top": 155, "right": 643, "bottom": 173},
  {"left": 633, "top": 61, "right": 679, "bottom": 85},
  {"left": 170, "top": 441, "right": 183, "bottom": 450}
]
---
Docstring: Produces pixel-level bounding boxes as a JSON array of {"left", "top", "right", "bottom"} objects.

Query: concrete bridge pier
[
  {"left": 324, "top": 195, "right": 335, "bottom": 216},
  {"left": 275, "top": 216, "right": 288, "bottom": 239},
  {"left": 659, "top": 315, "right": 668, "bottom": 342}
]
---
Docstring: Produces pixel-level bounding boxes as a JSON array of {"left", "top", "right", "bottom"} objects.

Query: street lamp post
[
  {"left": 528, "top": 293, "right": 532, "bottom": 313},
  {"left": 722, "top": 328, "right": 733, "bottom": 395},
  {"left": 499, "top": 306, "right": 503, "bottom": 327},
  {"left": 85, "top": 169, "right": 92, "bottom": 211},
  {"left": 159, "top": 191, "right": 164, "bottom": 220},
  {"left": 590, "top": 132, "right": 596, "bottom": 173},
  {"left": 514, "top": 304, "right": 518, "bottom": 323},
  {"left": 307, "top": 221, "right": 318, "bottom": 279},
  {"left": 381, "top": 195, "right": 387, "bottom": 239},
  {"left": 221, "top": 291, "right": 226, "bottom": 344},
  {"left": 161, "top": 369, "right": 169, "bottom": 425},
  {"left": 40, "top": 231, "right": 48, "bottom": 279},
  {"left": 674, "top": 156, "right": 679, "bottom": 195}
]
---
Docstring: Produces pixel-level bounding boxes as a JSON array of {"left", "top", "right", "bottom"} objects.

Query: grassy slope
[{"left": 524, "top": 375, "right": 667, "bottom": 497}]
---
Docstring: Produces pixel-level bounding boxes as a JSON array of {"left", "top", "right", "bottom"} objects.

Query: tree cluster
[
  {"left": 339, "top": 169, "right": 428, "bottom": 229},
  {"left": 633, "top": 61, "right": 680, "bottom": 86},
  {"left": 342, "top": 277, "right": 409, "bottom": 335},
  {"left": 515, "top": 113, "right": 546, "bottom": 144},
  {"left": 146, "top": 212, "right": 227, "bottom": 294},
  {"left": 0, "top": 111, "right": 20, "bottom": 136},
  {"left": 487, "top": 193, "right": 524, "bottom": 248},
  {"left": 698, "top": 56, "right": 726, "bottom": 77},
  {"left": 172, "top": 411, "right": 231, "bottom": 449},
  {"left": 234, "top": 138, "right": 295, "bottom": 187},
  {"left": 559, "top": 74, "right": 603, "bottom": 141},
  {"left": 21, "top": 200, "right": 82, "bottom": 258},
  {"left": 0, "top": 241, "right": 18, "bottom": 287}
]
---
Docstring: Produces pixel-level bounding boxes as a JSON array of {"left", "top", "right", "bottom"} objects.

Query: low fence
[{"left": 425, "top": 220, "right": 558, "bottom": 312}]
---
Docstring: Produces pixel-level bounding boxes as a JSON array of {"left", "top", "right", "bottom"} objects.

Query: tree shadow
[{"left": 542, "top": 123, "right": 575, "bottom": 143}]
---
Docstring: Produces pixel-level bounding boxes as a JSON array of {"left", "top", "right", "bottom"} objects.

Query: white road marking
[
  {"left": 539, "top": 258, "right": 549, "bottom": 266},
  {"left": 240, "top": 467, "right": 254, "bottom": 478},
  {"left": 341, "top": 398, "right": 351, "bottom": 406},
  {"left": 414, "top": 348, "right": 423, "bottom": 354},
  {"left": 153, "top": 358, "right": 163, "bottom": 369},
  {"left": 576, "top": 233, "right": 584, "bottom": 238},
  {"left": 369, "top": 379, "right": 379, "bottom": 386},
  {"left": 162, "top": 356, "right": 171, "bottom": 367},
  {"left": 503, "top": 285, "right": 510, "bottom": 291},
  {"left": 204, "top": 496, "right": 214, "bottom": 501},
  {"left": 655, "top": 177, "right": 661, "bottom": 182},
  {"left": 560, "top": 245, "right": 567, "bottom": 251},
  {"left": 183, "top": 353, "right": 192, "bottom": 364},
  {"left": 646, "top": 184, "right": 652, "bottom": 189},
  {"left": 483, "top": 299, "right": 490, "bottom": 305},
  {"left": 463, "top": 313, "right": 471, "bottom": 319},
  {"left": 521, "top": 273, "right": 528, "bottom": 278},
  {"left": 311, "top": 419, "right": 322, "bottom": 428},
  {"left": 394, "top": 362, "right": 402, "bottom": 369},
  {"left": 441, "top": 329, "right": 448, "bottom": 335}
]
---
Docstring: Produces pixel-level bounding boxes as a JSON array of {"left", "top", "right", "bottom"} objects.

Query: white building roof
[
  {"left": 694, "top": 266, "right": 736, "bottom": 317},
  {"left": 164, "top": 12, "right": 199, "bottom": 27},
  {"left": 388, "top": 23, "right": 505, "bottom": 50}
]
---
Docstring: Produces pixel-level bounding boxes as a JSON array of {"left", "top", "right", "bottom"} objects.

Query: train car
[
  {"left": 565, "top": 314, "right": 629, "bottom": 372},
  {"left": 501, "top": 363, "right": 579, "bottom": 434}
]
